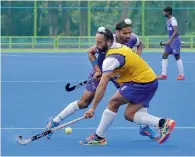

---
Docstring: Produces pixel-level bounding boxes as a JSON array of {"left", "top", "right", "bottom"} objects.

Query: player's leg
[
  {"left": 157, "top": 45, "right": 171, "bottom": 80},
  {"left": 45, "top": 90, "right": 95, "bottom": 139},
  {"left": 171, "top": 38, "right": 185, "bottom": 80},
  {"left": 124, "top": 103, "right": 175, "bottom": 143},
  {"left": 137, "top": 108, "right": 160, "bottom": 140},
  {"left": 119, "top": 80, "right": 160, "bottom": 140},
  {"left": 80, "top": 91, "right": 129, "bottom": 145},
  {"left": 45, "top": 72, "right": 99, "bottom": 139},
  {"left": 124, "top": 104, "right": 160, "bottom": 140},
  {"left": 52, "top": 74, "right": 99, "bottom": 123},
  {"left": 134, "top": 107, "right": 151, "bottom": 136},
  {"left": 80, "top": 80, "right": 159, "bottom": 145},
  {"left": 53, "top": 90, "right": 95, "bottom": 123},
  {"left": 175, "top": 54, "right": 184, "bottom": 80},
  {"left": 121, "top": 79, "right": 175, "bottom": 144}
]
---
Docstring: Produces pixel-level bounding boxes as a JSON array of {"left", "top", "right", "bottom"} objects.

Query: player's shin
[
  {"left": 162, "top": 59, "right": 168, "bottom": 76},
  {"left": 133, "top": 111, "right": 160, "bottom": 127},
  {"left": 176, "top": 59, "right": 184, "bottom": 76},
  {"left": 96, "top": 108, "right": 117, "bottom": 138},
  {"left": 53, "top": 101, "right": 80, "bottom": 123}
]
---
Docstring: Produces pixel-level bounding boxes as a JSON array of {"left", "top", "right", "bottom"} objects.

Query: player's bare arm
[
  {"left": 165, "top": 26, "right": 178, "bottom": 45},
  {"left": 84, "top": 71, "right": 113, "bottom": 118},
  {"left": 136, "top": 40, "right": 144, "bottom": 56},
  {"left": 88, "top": 45, "right": 102, "bottom": 79}
]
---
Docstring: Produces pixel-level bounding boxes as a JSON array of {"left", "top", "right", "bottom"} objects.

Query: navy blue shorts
[
  {"left": 86, "top": 69, "right": 120, "bottom": 92},
  {"left": 164, "top": 37, "right": 181, "bottom": 55},
  {"left": 119, "top": 79, "right": 158, "bottom": 107}
]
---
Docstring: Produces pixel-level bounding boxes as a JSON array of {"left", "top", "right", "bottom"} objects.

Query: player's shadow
[
  {"left": 110, "top": 138, "right": 178, "bottom": 149},
  {"left": 131, "top": 139, "right": 178, "bottom": 147},
  {"left": 128, "top": 140, "right": 178, "bottom": 150}
]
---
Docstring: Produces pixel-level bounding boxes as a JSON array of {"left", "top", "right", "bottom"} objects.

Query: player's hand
[
  {"left": 93, "top": 71, "right": 102, "bottom": 80},
  {"left": 84, "top": 108, "right": 94, "bottom": 118},
  {"left": 164, "top": 39, "right": 172, "bottom": 45}
]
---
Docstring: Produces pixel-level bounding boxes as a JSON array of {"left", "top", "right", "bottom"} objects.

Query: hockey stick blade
[
  {"left": 17, "top": 136, "right": 32, "bottom": 145},
  {"left": 17, "top": 130, "right": 52, "bottom": 145},
  {"left": 65, "top": 80, "right": 89, "bottom": 92},
  {"left": 65, "top": 83, "right": 74, "bottom": 92},
  {"left": 160, "top": 41, "right": 165, "bottom": 46}
]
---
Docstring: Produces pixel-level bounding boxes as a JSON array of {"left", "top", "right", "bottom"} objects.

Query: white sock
[
  {"left": 137, "top": 108, "right": 148, "bottom": 127},
  {"left": 162, "top": 59, "right": 168, "bottom": 75},
  {"left": 96, "top": 108, "right": 117, "bottom": 138},
  {"left": 138, "top": 107, "right": 148, "bottom": 113},
  {"left": 177, "top": 59, "right": 184, "bottom": 76},
  {"left": 133, "top": 110, "right": 160, "bottom": 127},
  {"left": 53, "top": 101, "right": 79, "bottom": 123}
]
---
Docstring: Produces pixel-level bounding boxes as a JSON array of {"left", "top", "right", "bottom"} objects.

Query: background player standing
[{"left": 158, "top": 6, "right": 185, "bottom": 80}]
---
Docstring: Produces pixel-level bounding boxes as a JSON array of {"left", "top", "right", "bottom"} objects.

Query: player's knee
[
  {"left": 174, "top": 54, "right": 180, "bottom": 60},
  {"left": 162, "top": 54, "right": 168, "bottom": 59},
  {"left": 107, "top": 99, "right": 120, "bottom": 112},
  {"left": 124, "top": 110, "right": 134, "bottom": 122},
  {"left": 77, "top": 99, "right": 90, "bottom": 109}
]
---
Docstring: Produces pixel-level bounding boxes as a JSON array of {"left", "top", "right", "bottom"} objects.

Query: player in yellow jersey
[
  {"left": 80, "top": 27, "right": 176, "bottom": 145},
  {"left": 45, "top": 20, "right": 157, "bottom": 141}
]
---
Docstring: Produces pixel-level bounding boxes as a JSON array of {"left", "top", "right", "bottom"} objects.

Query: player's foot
[
  {"left": 79, "top": 133, "right": 107, "bottom": 145},
  {"left": 45, "top": 117, "right": 60, "bottom": 139},
  {"left": 158, "top": 119, "right": 176, "bottom": 144},
  {"left": 139, "top": 125, "right": 159, "bottom": 140},
  {"left": 176, "top": 74, "right": 185, "bottom": 80},
  {"left": 157, "top": 74, "right": 167, "bottom": 80}
]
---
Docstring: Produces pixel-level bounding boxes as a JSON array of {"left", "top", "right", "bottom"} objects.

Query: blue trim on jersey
[
  {"left": 107, "top": 54, "right": 125, "bottom": 68},
  {"left": 91, "top": 59, "right": 98, "bottom": 67},
  {"left": 102, "top": 70, "right": 114, "bottom": 73}
]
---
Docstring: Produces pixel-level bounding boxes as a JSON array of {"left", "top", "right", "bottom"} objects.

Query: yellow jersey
[{"left": 106, "top": 44, "right": 156, "bottom": 83}]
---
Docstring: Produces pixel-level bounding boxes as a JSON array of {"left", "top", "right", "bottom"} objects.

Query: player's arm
[
  {"left": 166, "top": 19, "right": 178, "bottom": 45},
  {"left": 88, "top": 45, "right": 101, "bottom": 73},
  {"left": 92, "top": 72, "right": 112, "bottom": 109},
  {"left": 136, "top": 40, "right": 143, "bottom": 56},
  {"left": 84, "top": 57, "right": 120, "bottom": 118},
  {"left": 169, "top": 26, "right": 178, "bottom": 41},
  {"left": 84, "top": 72, "right": 113, "bottom": 118},
  {"left": 134, "top": 35, "right": 143, "bottom": 56}
]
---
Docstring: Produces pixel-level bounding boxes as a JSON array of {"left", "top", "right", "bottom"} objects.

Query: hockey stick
[
  {"left": 160, "top": 41, "right": 165, "bottom": 46},
  {"left": 16, "top": 116, "right": 85, "bottom": 145},
  {"left": 160, "top": 41, "right": 184, "bottom": 46},
  {"left": 65, "top": 78, "right": 93, "bottom": 92},
  {"left": 65, "top": 75, "right": 120, "bottom": 92}
]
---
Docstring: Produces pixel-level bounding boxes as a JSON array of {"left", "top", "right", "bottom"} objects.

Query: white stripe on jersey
[
  {"left": 169, "top": 17, "right": 178, "bottom": 26},
  {"left": 102, "top": 58, "right": 120, "bottom": 72}
]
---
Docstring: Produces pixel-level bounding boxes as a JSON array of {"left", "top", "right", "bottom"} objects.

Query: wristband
[{"left": 91, "top": 59, "right": 98, "bottom": 67}]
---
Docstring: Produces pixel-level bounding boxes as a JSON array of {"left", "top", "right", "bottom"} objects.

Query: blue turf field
[{"left": 1, "top": 52, "right": 195, "bottom": 156}]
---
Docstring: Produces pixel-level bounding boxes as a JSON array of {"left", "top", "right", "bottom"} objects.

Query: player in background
[
  {"left": 114, "top": 19, "right": 143, "bottom": 56},
  {"left": 157, "top": 6, "right": 185, "bottom": 80},
  {"left": 45, "top": 19, "right": 158, "bottom": 140}
]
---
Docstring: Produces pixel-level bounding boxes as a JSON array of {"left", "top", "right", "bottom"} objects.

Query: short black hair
[
  {"left": 163, "top": 6, "right": 172, "bottom": 15},
  {"left": 97, "top": 28, "right": 114, "bottom": 42},
  {"left": 115, "top": 19, "right": 132, "bottom": 30}
]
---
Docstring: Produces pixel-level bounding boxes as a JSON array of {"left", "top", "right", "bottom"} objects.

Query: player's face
[
  {"left": 95, "top": 33, "right": 109, "bottom": 52},
  {"left": 118, "top": 27, "right": 132, "bottom": 43},
  {"left": 163, "top": 11, "right": 169, "bottom": 17}
]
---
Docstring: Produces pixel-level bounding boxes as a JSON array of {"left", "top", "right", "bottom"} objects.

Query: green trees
[{"left": 1, "top": 1, "right": 195, "bottom": 36}]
